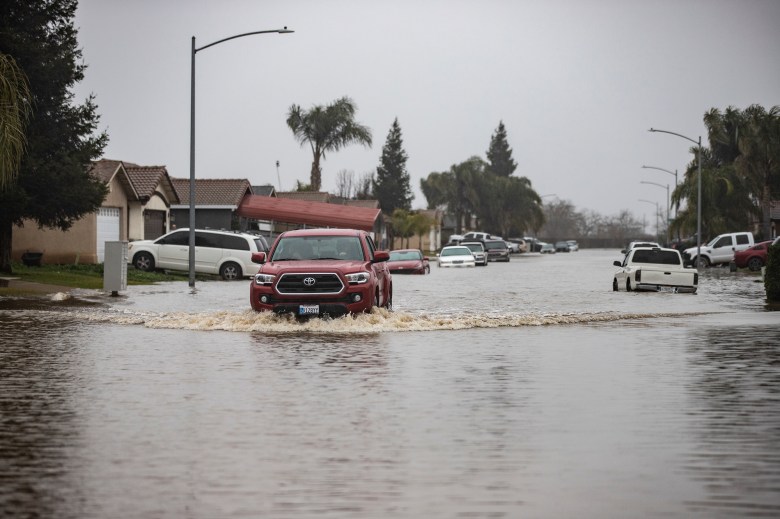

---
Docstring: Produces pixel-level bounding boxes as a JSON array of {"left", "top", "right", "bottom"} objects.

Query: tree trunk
[
  {"left": 309, "top": 161, "right": 321, "bottom": 191},
  {"left": 762, "top": 180, "right": 772, "bottom": 240},
  {"left": 0, "top": 217, "right": 13, "bottom": 275}
]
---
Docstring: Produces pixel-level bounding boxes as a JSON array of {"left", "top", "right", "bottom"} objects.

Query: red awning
[{"left": 237, "top": 195, "right": 381, "bottom": 232}]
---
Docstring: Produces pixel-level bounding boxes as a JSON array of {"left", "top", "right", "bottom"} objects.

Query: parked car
[
  {"left": 613, "top": 246, "right": 698, "bottom": 293},
  {"left": 483, "top": 239, "right": 511, "bottom": 262},
  {"left": 621, "top": 241, "right": 661, "bottom": 254},
  {"left": 387, "top": 249, "right": 430, "bottom": 274},
  {"left": 566, "top": 240, "right": 579, "bottom": 251},
  {"left": 523, "top": 237, "right": 544, "bottom": 253},
  {"left": 682, "top": 231, "right": 755, "bottom": 267},
  {"left": 462, "top": 231, "right": 493, "bottom": 242},
  {"left": 555, "top": 241, "right": 571, "bottom": 253},
  {"left": 461, "top": 241, "right": 488, "bottom": 266},
  {"left": 539, "top": 242, "right": 556, "bottom": 254},
  {"left": 249, "top": 228, "right": 392, "bottom": 316},
  {"left": 506, "top": 240, "right": 520, "bottom": 254},
  {"left": 437, "top": 245, "right": 476, "bottom": 268},
  {"left": 733, "top": 240, "right": 773, "bottom": 271},
  {"left": 128, "top": 228, "right": 268, "bottom": 280},
  {"left": 507, "top": 238, "right": 528, "bottom": 253}
]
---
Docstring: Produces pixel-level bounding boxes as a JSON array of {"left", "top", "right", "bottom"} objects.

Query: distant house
[
  {"left": 169, "top": 178, "right": 252, "bottom": 231},
  {"left": 12, "top": 159, "right": 178, "bottom": 264}
]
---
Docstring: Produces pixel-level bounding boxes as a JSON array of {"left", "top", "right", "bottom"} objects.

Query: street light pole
[
  {"left": 638, "top": 199, "right": 660, "bottom": 242},
  {"left": 648, "top": 128, "right": 702, "bottom": 270},
  {"left": 188, "top": 27, "right": 294, "bottom": 288},
  {"left": 640, "top": 180, "right": 669, "bottom": 244}
]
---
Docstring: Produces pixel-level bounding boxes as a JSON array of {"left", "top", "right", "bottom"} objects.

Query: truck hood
[{"left": 261, "top": 259, "right": 370, "bottom": 274}]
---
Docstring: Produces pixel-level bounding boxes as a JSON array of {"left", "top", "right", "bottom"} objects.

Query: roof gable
[{"left": 126, "top": 165, "right": 179, "bottom": 204}]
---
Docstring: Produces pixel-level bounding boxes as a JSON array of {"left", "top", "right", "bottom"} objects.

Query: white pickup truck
[
  {"left": 613, "top": 247, "right": 698, "bottom": 293},
  {"left": 682, "top": 231, "right": 754, "bottom": 267}
]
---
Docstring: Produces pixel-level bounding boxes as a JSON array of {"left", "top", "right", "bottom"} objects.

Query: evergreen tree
[
  {"left": 486, "top": 121, "right": 517, "bottom": 177},
  {"left": 0, "top": 0, "right": 108, "bottom": 273},
  {"left": 374, "top": 118, "right": 413, "bottom": 214}
]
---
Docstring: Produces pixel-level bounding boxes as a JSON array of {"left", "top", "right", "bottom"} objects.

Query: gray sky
[{"left": 73, "top": 0, "right": 779, "bottom": 225}]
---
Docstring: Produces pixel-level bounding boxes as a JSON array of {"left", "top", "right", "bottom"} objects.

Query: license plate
[
  {"left": 453, "top": 260, "right": 463, "bottom": 264},
  {"left": 658, "top": 286, "right": 675, "bottom": 293},
  {"left": 299, "top": 304, "right": 320, "bottom": 315}
]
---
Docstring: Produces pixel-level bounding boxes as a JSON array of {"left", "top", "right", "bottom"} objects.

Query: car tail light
[
  {"left": 693, "top": 273, "right": 698, "bottom": 285},
  {"left": 635, "top": 269, "right": 642, "bottom": 282}
]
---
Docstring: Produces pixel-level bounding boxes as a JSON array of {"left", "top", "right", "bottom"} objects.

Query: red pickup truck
[{"left": 249, "top": 228, "right": 393, "bottom": 317}]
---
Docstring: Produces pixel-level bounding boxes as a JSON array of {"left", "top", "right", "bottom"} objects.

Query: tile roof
[
  {"left": 89, "top": 159, "right": 138, "bottom": 200},
  {"left": 171, "top": 178, "right": 252, "bottom": 207},
  {"left": 276, "top": 191, "right": 331, "bottom": 203},
  {"left": 125, "top": 165, "right": 179, "bottom": 204}
]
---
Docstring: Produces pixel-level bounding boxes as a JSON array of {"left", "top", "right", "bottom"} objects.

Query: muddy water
[{"left": 1, "top": 249, "right": 778, "bottom": 518}]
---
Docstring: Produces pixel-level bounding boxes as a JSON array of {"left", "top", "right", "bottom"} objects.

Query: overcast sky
[{"left": 73, "top": 0, "right": 779, "bottom": 225}]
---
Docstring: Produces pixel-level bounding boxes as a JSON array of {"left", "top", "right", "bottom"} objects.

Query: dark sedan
[{"left": 483, "top": 239, "right": 510, "bottom": 262}]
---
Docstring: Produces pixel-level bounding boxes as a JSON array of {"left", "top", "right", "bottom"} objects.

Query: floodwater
[{"left": 1, "top": 249, "right": 778, "bottom": 519}]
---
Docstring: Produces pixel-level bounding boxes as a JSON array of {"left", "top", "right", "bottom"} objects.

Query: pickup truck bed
[{"left": 613, "top": 247, "right": 698, "bottom": 293}]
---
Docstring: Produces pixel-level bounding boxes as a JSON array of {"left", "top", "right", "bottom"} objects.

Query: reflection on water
[
  {"left": 1, "top": 250, "right": 779, "bottom": 518},
  {"left": 684, "top": 327, "right": 780, "bottom": 517}
]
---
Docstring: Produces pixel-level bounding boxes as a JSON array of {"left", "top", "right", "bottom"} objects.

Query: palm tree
[
  {"left": 0, "top": 52, "right": 31, "bottom": 192},
  {"left": 703, "top": 104, "right": 780, "bottom": 240},
  {"left": 286, "top": 96, "right": 372, "bottom": 191},
  {"left": 733, "top": 105, "right": 780, "bottom": 240}
]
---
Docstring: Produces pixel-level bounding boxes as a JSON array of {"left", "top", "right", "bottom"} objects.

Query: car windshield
[
  {"left": 462, "top": 243, "right": 483, "bottom": 252},
  {"left": 441, "top": 247, "right": 471, "bottom": 257},
  {"left": 271, "top": 236, "right": 364, "bottom": 261},
  {"left": 389, "top": 250, "right": 422, "bottom": 261},
  {"left": 484, "top": 241, "right": 506, "bottom": 250}
]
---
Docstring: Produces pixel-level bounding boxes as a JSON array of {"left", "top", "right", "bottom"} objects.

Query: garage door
[{"left": 97, "top": 207, "right": 120, "bottom": 262}]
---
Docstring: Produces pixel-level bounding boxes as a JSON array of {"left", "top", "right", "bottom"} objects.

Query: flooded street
[{"left": 1, "top": 249, "right": 778, "bottom": 518}]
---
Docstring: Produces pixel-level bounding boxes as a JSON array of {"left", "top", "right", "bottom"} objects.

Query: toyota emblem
[{"left": 303, "top": 277, "right": 316, "bottom": 287}]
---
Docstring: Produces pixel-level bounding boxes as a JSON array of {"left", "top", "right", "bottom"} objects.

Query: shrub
[{"left": 765, "top": 242, "right": 780, "bottom": 302}]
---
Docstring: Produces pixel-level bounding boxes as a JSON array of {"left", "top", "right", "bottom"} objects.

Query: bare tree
[{"left": 335, "top": 169, "right": 355, "bottom": 198}]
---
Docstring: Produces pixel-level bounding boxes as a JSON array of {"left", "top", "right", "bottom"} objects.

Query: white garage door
[{"left": 97, "top": 207, "right": 120, "bottom": 263}]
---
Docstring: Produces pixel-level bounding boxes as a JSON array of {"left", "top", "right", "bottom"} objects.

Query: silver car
[{"left": 461, "top": 241, "right": 488, "bottom": 266}]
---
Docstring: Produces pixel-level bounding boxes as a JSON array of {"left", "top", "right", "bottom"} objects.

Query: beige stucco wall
[
  {"left": 128, "top": 192, "right": 171, "bottom": 241},
  {"left": 12, "top": 174, "right": 129, "bottom": 264}
]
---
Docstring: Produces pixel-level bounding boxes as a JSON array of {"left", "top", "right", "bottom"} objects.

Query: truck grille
[{"left": 276, "top": 273, "right": 344, "bottom": 294}]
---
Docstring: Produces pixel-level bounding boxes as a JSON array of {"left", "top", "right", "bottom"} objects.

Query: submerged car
[
  {"left": 621, "top": 241, "right": 661, "bottom": 254},
  {"left": 461, "top": 241, "right": 488, "bottom": 266},
  {"left": 387, "top": 249, "right": 430, "bottom": 274},
  {"left": 613, "top": 246, "right": 698, "bottom": 293},
  {"left": 249, "top": 228, "right": 392, "bottom": 316},
  {"left": 437, "top": 245, "right": 476, "bottom": 268},
  {"left": 539, "top": 242, "right": 556, "bottom": 254},
  {"left": 555, "top": 241, "right": 571, "bottom": 252},
  {"left": 483, "top": 239, "right": 510, "bottom": 262},
  {"left": 128, "top": 228, "right": 268, "bottom": 280}
]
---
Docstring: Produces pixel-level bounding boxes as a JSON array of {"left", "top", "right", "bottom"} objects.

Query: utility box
[{"left": 103, "top": 241, "right": 128, "bottom": 296}]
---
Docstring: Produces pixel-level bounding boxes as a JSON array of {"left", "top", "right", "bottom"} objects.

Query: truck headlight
[
  {"left": 254, "top": 273, "right": 276, "bottom": 285},
  {"left": 346, "top": 272, "right": 370, "bottom": 284}
]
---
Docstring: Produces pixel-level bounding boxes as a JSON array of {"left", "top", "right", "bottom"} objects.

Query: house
[
  {"left": 12, "top": 159, "right": 179, "bottom": 264},
  {"left": 170, "top": 178, "right": 252, "bottom": 231}
]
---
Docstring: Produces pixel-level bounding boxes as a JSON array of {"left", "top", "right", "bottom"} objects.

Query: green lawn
[{"left": 4, "top": 262, "right": 214, "bottom": 290}]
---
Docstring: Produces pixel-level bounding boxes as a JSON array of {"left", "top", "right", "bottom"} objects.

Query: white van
[{"left": 128, "top": 228, "right": 269, "bottom": 280}]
